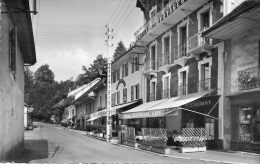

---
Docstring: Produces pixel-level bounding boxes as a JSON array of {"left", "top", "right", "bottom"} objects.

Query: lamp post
[{"left": 105, "top": 24, "right": 113, "bottom": 142}]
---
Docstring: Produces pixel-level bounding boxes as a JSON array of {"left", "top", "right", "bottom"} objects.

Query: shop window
[
  {"left": 9, "top": 27, "right": 17, "bottom": 78},
  {"left": 123, "top": 88, "right": 127, "bottom": 102},
  {"left": 238, "top": 105, "right": 260, "bottom": 142}
]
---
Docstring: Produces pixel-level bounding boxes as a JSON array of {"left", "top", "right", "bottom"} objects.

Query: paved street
[{"left": 15, "top": 122, "right": 259, "bottom": 163}]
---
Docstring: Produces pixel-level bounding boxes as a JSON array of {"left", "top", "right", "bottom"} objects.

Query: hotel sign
[
  {"left": 90, "top": 109, "right": 117, "bottom": 120},
  {"left": 120, "top": 108, "right": 177, "bottom": 119}
]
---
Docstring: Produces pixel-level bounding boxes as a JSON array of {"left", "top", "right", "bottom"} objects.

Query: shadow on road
[{"left": 14, "top": 139, "right": 49, "bottom": 163}]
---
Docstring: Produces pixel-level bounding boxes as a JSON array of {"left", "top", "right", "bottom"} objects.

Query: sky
[{"left": 30, "top": 0, "right": 144, "bottom": 82}]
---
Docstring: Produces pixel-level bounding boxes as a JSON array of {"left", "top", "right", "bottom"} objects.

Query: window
[
  {"left": 117, "top": 68, "right": 120, "bottom": 81},
  {"left": 112, "top": 71, "right": 116, "bottom": 83},
  {"left": 99, "top": 96, "right": 102, "bottom": 107},
  {"left": 117, "top": 91, "right": 120, "bottom": 104},
  {"left": 9, "top": 27, "right": 17, "bottom": 77},
  {"left": 237, "top": 105, "right": 260, "bottom": 142},
  {"left": 122, "top": 64, "right": 125, "bottom": 78},
  {"left": 112, "top": 93, "right": 115, "bottom": 106},
  {"left": 198, "top": 57, "right": 212, "bottom": 92},
  {"left": 150, "top": 81, "right": 156, "bottom": 101},
  {"left": 105, "top": 94, "right": 107, "bottom": 107},
  {"left": 131, "top": 86, "right": 134, "bottom": 101},
  {"left": 125, "top": 62, "right": 128, "bottom": 77},
  {"left": 151, "top": 45, "right": 156, "bottom": 70},
  {"left": 135, "top": 57, "right": 139, "bottom": 71},
  {"left": 178, "top": 66, "right": 189, "bottom": 96},
  {"left": 123, "top": 88, "right": 127, "bottom": 102},
  {"left": 135, "top": 84, "right": 140, "bottom": 99},
  {"left": 162, "top": 73, "right": 171, "bottom": 98}
]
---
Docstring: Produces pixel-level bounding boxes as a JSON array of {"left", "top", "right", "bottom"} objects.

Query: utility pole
[{"left": 105, "top": 24, "right": 113, "bottom": 142}]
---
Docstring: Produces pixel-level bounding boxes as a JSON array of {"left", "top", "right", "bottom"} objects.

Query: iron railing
[
  {"left": 159, "top": 52, "right": 171, "bottom": 68},
  {"left": 162, "top": 89, "right": 170, "bottom": 99},
  {"left": 187, "top": 27, "right": 212, "bottom": 52},
  {"left": 174, "top": 43, "right": 190, "bottom": 61},
  {"left": 198, "top": 78, "right": 211, "bottom": 92},
  {"left": 238, "top": 66, "right": 260, "bottom": 90},
  {"left": 149, "top": 92, "right": 156, "bottom": 102},
  {"left": 143, "top": 60, "right": 157, "bottom": 72}
]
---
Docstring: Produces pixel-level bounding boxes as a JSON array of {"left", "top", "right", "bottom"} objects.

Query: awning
[
  {"left": 87, "top": 100, "right": 140, "bottom": 121},
  {"left": 202, "top": 1, "right": 260, "bottom": 40},
  {"left": 120, "top": 90, "right": 211, "bottom": 119}
]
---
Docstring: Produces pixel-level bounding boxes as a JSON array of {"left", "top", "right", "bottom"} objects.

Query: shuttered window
[
  {"left": 9, "top": 27, "right": 17, "bottom": 77},
  {"left": 136, "top": 84, "right": 140, "bottom": 99},
  {"left": 123, "top": 88, "right": 127, "bottom": 102},
  {"left": 125, "top": 62, "right": 128, "bottom": 77},
  {"left": 131, "top": 86, "right": 134, "bottom": 101}
]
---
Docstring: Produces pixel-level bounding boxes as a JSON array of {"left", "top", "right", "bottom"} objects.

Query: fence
[
  {"left": 119, "top": 127, "right": 136, "bottom": 147},
  {"left": 140, "top": 128, "right": 168, "bottom": 148},
  {"left": 179, "top": 128, "right": 207, "bottom": 148}
]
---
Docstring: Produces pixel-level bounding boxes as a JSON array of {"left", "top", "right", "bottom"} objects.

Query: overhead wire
[{"left": 110, "top": 0, "right": 131, "bottom": 28}]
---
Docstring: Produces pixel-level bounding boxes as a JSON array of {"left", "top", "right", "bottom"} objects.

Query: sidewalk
[{"left": 69, "top": 128, "right": 260, "bottom": 164}]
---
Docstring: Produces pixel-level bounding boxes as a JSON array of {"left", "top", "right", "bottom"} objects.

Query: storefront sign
[
  {"left": 120, "top": 108, "right": 173, "bottom": 119},
  {"left": 184, "top": 96, "right": 220, "bottom": 109},
  {"left": 90, "top": 109, "right": 117, "bottom": 120}
]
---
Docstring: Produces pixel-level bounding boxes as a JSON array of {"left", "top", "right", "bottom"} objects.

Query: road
[
  {"left": 14, "top": 123, "right": 249, "bottom": 163},
  {"left": 14, "top": 123, "right": 260, "bottom": 164}
]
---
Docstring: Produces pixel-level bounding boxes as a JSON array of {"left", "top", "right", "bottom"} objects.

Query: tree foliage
[
  {"left": 113, "top": 41, "right": 127, "bottom": 61},
  {"left": 34, "top": 64, "right": 55, "bottom": 83},
  {"left": 76, "top": 54, "right": 107, "bottom": 86}
]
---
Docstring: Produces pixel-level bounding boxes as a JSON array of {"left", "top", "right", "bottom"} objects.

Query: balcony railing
[
  {"left": 149, "top": 92, "right": 156, "bottom": 102},
  {"left": 159, "top": 52, "right": 171, "bottom": 68},
  {"left": 162, "top": 89, "right": 170, "bottom": 99},
  {"left": 187, "top": 28, "right": 212, "bottom": 52},
  {"left": 178, "top": 78, "right": 211, "bottom": 96},
  {"left": 144, "top": 60, "right": 157, "bottom": 72},
  {"left": 238, "top": 66, "right": 260, "bottom": 91},
  {"left": 174, "top": 43, "right": 190, "bottom": 61},
  {"left": 199, "top": 78, "right": 211, "bottom": 92}
]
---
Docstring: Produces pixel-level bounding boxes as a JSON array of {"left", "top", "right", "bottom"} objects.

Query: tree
[
  {"left": 34, "top": 64, "right": 55, "bottom": 83},
  {"left": 76, "top": 54, "right": 107, "bottom": 86},
  {"left": 24, "top": 67, "right": 34, "bottom": 105},
  {"left": 113, "top": 41, "right": 127, "bottom": 61}
]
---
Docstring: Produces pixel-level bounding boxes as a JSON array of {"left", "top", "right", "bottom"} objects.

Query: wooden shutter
[
  {"left": 131, "top": 86, "right": 134, "bottom": 101},
  {"left": 125, "top": 63, "right": 128, "bottom": 76},
  {"left": 117, "top": 91, "right": 120, "bottom": 104},
  {"left": 131, "top": 58, "right": 134, "bottom": 73},
  {"left": 136, "top": 57, "right": 139, "bottom": 71},
  {"left": 136, "top": 84, "right": 140, "bottom": 99},
  {"left": 123, "top": 88, "right": 127, "bottom": 102}
]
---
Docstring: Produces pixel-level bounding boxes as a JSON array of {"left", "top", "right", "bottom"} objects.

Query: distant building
[{"left": 0, "top": 0, "right": 36, "bottom": 160}]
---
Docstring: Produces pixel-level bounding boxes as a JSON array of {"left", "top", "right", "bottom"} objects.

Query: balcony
[
  {"left": 174, "top": 43, "right": 191, "bottom": 67},
  {"left": 143, "top": 60, "right": 159, "bottom": 76},
  {"left": 162, "top": 89, "right": 171, "bottom": 99},
  {"left": 238, "top": 66, "right": 260, "bottom": 91},
  {"left": 149, "top": 92, "right": 157, "bottom": 102},
  {"left": 187, "top": 28, "right": 214, "bottom": 58},
  {"left": 158, "top": 52, "right": 172, "bottom": 72},
  {"left": 134, "top": 0, "right": 209, "bottom": 46},
  {"left": 178, "top": 78, "right": 211, "bottom": 96}
]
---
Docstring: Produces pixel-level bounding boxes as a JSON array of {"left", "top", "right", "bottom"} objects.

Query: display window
[{"left": 238, "top": 105, "right": 260, "bottom": 142}]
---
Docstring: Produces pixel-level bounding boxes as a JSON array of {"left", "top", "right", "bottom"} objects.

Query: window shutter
[
  {"left": 117, "top": 68, "right": 120, "bottom": 80},
  {"left": 131, "top": 58, "right": 134, "bottom": 73},
  {"left": 117, "top": 91, "right": 120, "bottom": 104},
  {"left": 136, "top": 84, "right": 140, "bottom": 99},
  {"left": 136, "top": 57, "right": 139, "bottom": 71},
  {"left": 122, "top": 65, "right": 125, "bottom": 78},
  {"left": 125, "top": 63, "right": 128, "bottom": 76},
  {"left": 131, "top": 86, "right": 134, "bottom": 101},
  {"left": 123, "top": 88, "right": 127, "bottom": 102}
]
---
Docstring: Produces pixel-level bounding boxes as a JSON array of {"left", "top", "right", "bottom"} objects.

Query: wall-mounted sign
[{"left": 183, "top": 96, "right": 220, "bottom": 109}]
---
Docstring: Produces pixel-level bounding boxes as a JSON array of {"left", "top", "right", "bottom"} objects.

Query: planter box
[
  {"left": 89, "top": 132, "right": 93, "bottom": 135},
  {"left": 180, "top": 146, "right": 207, "bottom": 153}
]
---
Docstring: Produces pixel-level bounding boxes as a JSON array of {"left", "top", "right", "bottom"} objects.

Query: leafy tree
[
  {"left": 34, "top": 64, "right": 55, "bottom": 83},
  {"left": 113, "top": 41, "right": 127, "bottom": 61},
  {"left": 24, "top": 67, "right": 34, "bottom": 105},
  {"left": 76, "top": 54, "right": 107, "bottom": 86}
]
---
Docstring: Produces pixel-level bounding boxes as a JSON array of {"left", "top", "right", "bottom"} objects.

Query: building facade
[
  {"left": 0, "top": 0, "right": 36, "bottom": 160},
  {"left": 120, "top": 0, "right": 227, "bottom": 149},
  {"left": 203, "top": 0, "right": 260, "bottom": 153}
]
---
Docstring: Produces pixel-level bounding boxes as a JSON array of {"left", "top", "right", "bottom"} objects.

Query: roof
[
  {"left": 202, "top": 0, "right": 260, "bottom": 39},
  {"left": 67, "top": 78, "right": 101, "bottom": 102},
  {"left": 5, "top": 0, "right": 36, "bottom": 65}
]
